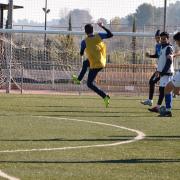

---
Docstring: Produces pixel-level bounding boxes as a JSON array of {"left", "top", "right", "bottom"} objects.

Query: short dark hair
[
  {"left": 155, "top": 30, "right": 160, "bottom": 37},
  {"left": 173, "top": 32, "right": 180, "bottom": 41},
  {"left": 84, "top": 24, "right": 93, "bottom": 34},
  {"left": 160, "top": 31, "right": 169, "bottom": 39}
]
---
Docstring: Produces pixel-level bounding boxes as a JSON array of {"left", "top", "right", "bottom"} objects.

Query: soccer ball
[{"left": 159, "top": 106, "right": 166, "bottom": 114}]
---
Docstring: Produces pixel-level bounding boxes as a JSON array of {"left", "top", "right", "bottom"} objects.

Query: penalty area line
[
  {"left": 0, "top": 116, "right": 146, "bottom": 153},
  {"left": 0, "top": 170, "right": 20, "bottom": 180}
]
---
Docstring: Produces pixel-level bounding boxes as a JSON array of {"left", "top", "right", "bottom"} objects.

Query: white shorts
[
  {"left": 160, "top": 75, "right": 173, "bottom": 87},
  {"left": 172, "top": 71, "right": 180, "bottom": 87}
]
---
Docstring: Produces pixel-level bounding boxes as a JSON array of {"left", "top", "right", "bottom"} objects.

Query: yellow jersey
[{"left": 85, "top": 34, "right": 106, "bottom": 69}]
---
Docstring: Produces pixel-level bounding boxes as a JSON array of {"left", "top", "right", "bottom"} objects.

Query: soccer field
[{"left": 0, "top": 94, "right": 179, "bottom": 180}]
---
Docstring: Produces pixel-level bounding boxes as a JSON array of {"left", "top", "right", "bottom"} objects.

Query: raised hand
[{"left": 97, "top": 22, "right": 104, "bottom": 28}]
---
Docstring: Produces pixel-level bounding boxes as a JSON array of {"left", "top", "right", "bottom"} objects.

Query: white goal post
[
  {"left": 0, "top": 28, "right": 177, "bottom": 95},
  {"left": 0, "top": 29, "right": 157, "bottom": 37}
]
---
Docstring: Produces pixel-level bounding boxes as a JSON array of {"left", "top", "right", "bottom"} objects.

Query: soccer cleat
[
  {"left": 159, "top": 110, "right": 172, "bottom": 117},
  {"left": 148, "top": 106, "right": 159, "bottom": 113},
  {"left": 104, "top": 95, "right": 110, "bottom": 108},
  {"left": 141, "top": 99, "right": 153, "bottom": 106},
  {"left": 72, "top": 75, "right": 80, "bottom": 85},
  {"left": 159, "top": 106, "right": 166, "bottom": 114}
]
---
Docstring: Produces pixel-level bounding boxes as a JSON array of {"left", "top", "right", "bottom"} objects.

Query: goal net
[{"left": 0, "top": 0, "right": 179, "bottom": 95}]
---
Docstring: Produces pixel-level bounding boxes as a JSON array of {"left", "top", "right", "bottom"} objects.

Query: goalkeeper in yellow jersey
[{"left": 72, "top": 22, "right": 113, "bottom": 107}]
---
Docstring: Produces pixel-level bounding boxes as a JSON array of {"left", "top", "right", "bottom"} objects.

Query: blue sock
[{"left": 165, "top": 93, "right": 172, "bottom": 110}]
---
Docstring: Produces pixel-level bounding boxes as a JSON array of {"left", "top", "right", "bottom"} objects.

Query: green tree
[
  {"left": 69, "top": 9, "right": 93, "bottom": 27},
  {"left": 97, "top": 18, "right": 108, "bottom": 25},
  {"left": 128, "top": 3, "right": 154, "bottom": 27},
  {"left": 110, "top": 17, "right": 121, "bottom": 31},
  {"left": 167, "top": 1, "right": 180, "bottom": 26}
]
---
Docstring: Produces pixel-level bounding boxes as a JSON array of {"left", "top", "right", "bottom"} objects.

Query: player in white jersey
[
  {"left": 159, "top": 32, "right": 180, "bottom": 117},
  {"left": 148, "top": 32, "right": 174, "bottom": 113}
]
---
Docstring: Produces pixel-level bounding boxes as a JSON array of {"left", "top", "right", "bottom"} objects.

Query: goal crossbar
[{"left": 0, "top": 29, "right": 158, "bottom": 37}]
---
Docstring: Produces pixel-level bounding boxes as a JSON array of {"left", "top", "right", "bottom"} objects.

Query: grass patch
[{"left": 0, "top": 94, "right": 179, "bottom": 180}]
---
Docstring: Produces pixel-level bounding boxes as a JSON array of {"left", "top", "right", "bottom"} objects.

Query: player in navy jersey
[{"left": 141, "top": 30, "right": 161, "bottom": 106}]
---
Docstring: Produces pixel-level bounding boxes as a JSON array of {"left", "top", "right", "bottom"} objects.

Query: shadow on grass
[
  {"left": 35, "top": 110, "right": 149, "bottom": 114},
  {"left": 0, "top": 159, "right": 179, "bottom": 164},
  {"left": 33, "top": 107, "right": 154, "bottom": 117},
  {"left": 37, "top": 114, "right": 155, "bottom": 118},
  {"left": 13, "top": 96, "right": 143, "bottom": 101},
  {"left": 33, "top": 105, "right": 140, "bottom": 109},
  {"left": 1, "top": 136, "right": 179, "bottom": 142},
  {"left": 0, "top": 137, "right": 134, "bottom": 142}
]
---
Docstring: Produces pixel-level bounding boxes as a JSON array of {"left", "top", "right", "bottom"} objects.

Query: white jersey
[
  {"left": 159, "top": 75, "right": 173, "bottom": 87},
  {"left": 157, "top": 45, "right": 174, "bottom": 74}
]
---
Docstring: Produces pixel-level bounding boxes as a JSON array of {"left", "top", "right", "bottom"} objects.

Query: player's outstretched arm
[
  {"left": 167, "top": 51, "right": 180, "bottom": 60},
  {"left": 145, "top": 51, "right": 159, "bottom": 58},
  {"left": 97, "top": 22, "right": 113, "bottom": 38}
]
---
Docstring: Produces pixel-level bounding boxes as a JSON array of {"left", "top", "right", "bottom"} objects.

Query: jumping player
[
  {"left": 72, "top": 22, "right": 113, "bottom": 107},
  {"left": 141, "top": 30, "right": 161, "bottom": 106}
]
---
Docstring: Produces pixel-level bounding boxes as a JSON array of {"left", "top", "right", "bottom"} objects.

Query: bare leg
[{"left": 165, "top": 81, "right": 175, "bottom": 94}]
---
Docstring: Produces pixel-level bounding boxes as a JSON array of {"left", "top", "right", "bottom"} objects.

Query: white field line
[
  {"left": 0, "top": 116, "right": 146, "bottom": 153},
  {"left": 0, "top": 116, "right": 145, "bottom": 180},
  {"left": 0, "top": 170, "right": 20, "bottom": 180}
]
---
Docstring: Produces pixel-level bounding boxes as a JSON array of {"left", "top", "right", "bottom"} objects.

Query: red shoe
[{"left": 148, "top": 106, "right": 159, "bottom": 113}]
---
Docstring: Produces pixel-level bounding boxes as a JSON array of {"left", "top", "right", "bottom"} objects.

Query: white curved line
[
  {"left": 0, "top": 170, "right": 20, "bottom": 180},
  {"left": 0, "top": 116, "right": 145, "bottom": 153}
]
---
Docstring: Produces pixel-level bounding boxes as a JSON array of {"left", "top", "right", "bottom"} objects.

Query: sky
[{"left": 0, "top": 0, "right": 178, "bottom": 23}]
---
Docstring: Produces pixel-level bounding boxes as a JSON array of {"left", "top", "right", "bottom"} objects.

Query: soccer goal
[
  {"left": 0, "top": 0, "right": 179, "bottom": 95},
  {"left": 0, "top": 28, "right": 161, "bottom": 95}
]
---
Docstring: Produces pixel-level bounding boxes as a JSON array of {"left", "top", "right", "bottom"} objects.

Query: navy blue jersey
[
  {"left": 155, "top": 43, "right": 162, "bottom": 58},
  {"left": 149, "top": 43, "right": 161, "bottom": 59}
]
